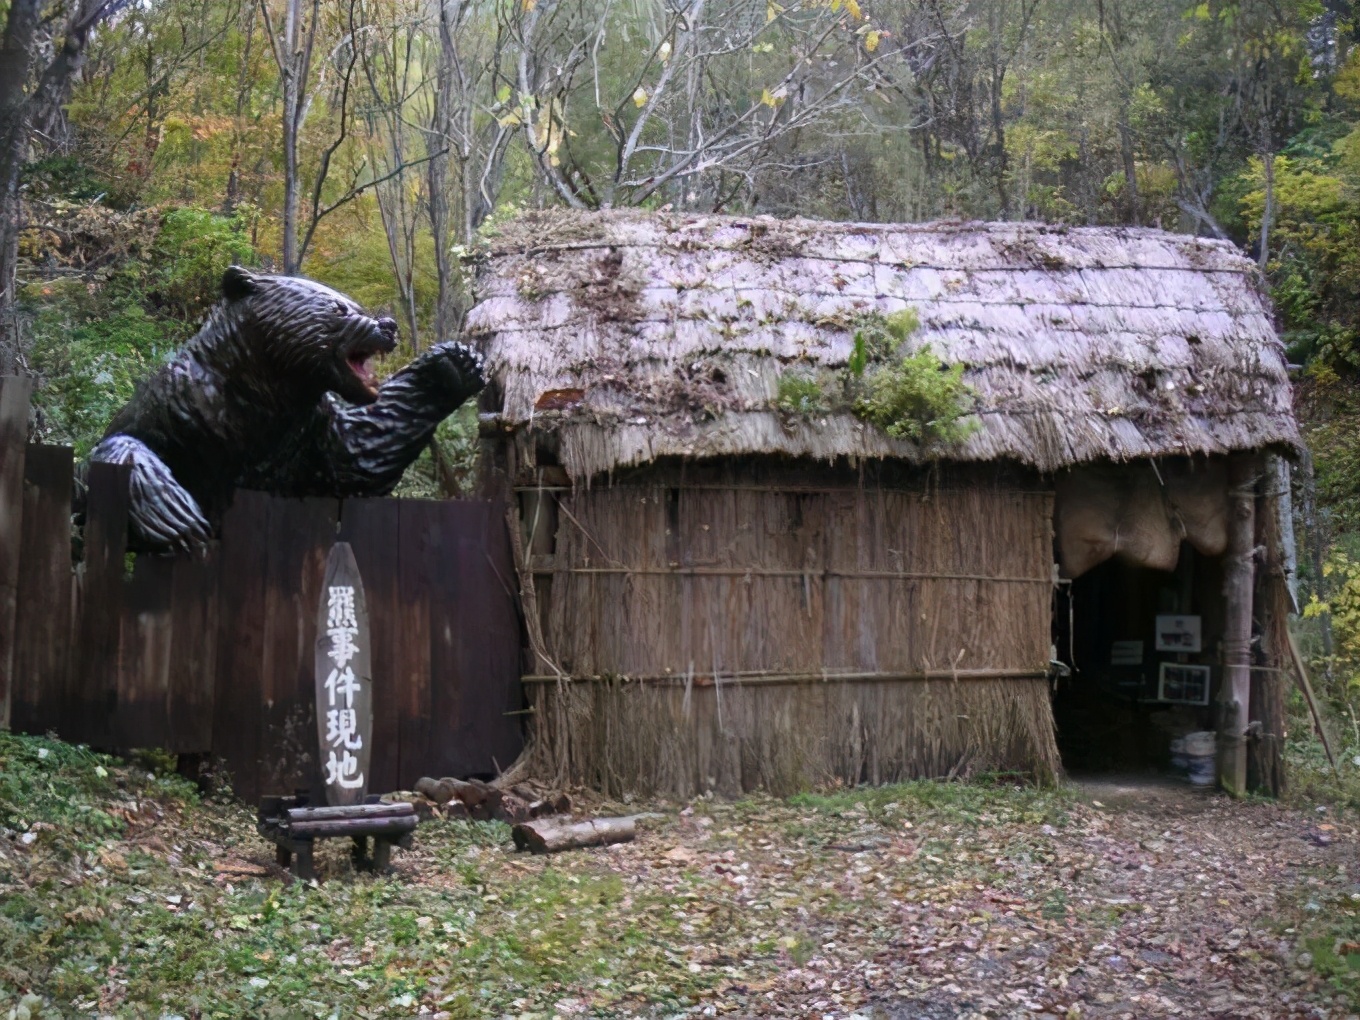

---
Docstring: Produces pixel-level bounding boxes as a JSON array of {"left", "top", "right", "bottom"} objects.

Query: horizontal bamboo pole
[
  {"left": 528, "top": 564, "right": 1053, "bottom": 584},
  {"left": 521, "top": 668, "right": 1049, "bottom": 686}
]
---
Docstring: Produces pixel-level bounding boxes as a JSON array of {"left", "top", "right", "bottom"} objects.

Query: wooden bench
[{"left": 257, "top": 794, "right": 417, "bottom": 881}]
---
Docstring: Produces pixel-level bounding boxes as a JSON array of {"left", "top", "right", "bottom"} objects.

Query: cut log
[
  {"left": 286, "top": 815, "right": 419, "bottom": 839},
  {"left": 285, "top": 802, "right": 414, "bottom": 823},
  {"left": 414, "top": 776, "right": 461, "bottom": 804},
  {"left": 495, "top": 792, "right": 533, "bottom": 824},
  {"left": 415, "top": 776, "right": 498, "bottom": 810},
  {"left": 511, "top": 816, "right": 636, "bottom": 854}
]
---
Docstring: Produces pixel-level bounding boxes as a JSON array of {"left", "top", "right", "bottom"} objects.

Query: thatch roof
[{"left": 465, "top": 210, "right": 1300, "bottom": 481}]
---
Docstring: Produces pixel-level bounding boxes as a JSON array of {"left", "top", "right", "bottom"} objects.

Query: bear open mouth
[{"left": 347, "top": 350, "right": 380, "bottom": 389}]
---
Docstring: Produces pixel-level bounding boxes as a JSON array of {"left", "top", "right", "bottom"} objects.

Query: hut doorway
[{"left": 1051, "top": 544, "right": 1224, "bottom": 773}]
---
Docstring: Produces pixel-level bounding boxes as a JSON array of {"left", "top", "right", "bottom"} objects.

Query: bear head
[{"left": 220, "top": 266, "right": 399, "bottom": 405}]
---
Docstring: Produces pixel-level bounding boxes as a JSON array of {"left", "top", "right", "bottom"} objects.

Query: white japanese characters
[{"left": 323, "top": 584, "right": 365, "bottom": 791}]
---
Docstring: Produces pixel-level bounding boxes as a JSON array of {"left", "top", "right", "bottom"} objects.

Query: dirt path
[
  {"left": 712, "top": 779, "right": 1353, "bottom": 1020},
  {"left": 395, "top": 778, "right": 1355, "bottom": 1020}
]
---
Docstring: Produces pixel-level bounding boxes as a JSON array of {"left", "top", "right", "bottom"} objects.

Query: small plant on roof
[
  {"left": 854, "top": 344, "right": 977, "bottom": 443},
  {"left": 776, "top": 370, "right": 829, "bottom": 416},
  {"left": 848, "top": 308, "right": 921, "bottom": 371},
  {"left": 843, "top": 308, "right": 975, "bottom": 445}
]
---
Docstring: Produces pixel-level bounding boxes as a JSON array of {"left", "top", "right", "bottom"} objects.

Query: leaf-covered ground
[{"left": 2, "top": 732, "right": 1358, "bottom": 1020}]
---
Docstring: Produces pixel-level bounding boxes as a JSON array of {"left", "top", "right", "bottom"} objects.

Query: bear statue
[{"left": 85, "top": 266, "right": 485, "bottom": 553}]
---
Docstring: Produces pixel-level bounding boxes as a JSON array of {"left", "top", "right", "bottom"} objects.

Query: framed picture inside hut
[
  {"left": 1154, "top": 614, "right": 1202, "bottom": 653},
  {"left": 1158, "top": 662, "right": 1211, "bottom": 706}
]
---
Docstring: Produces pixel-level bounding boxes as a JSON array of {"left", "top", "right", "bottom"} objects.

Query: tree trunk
[
  {"left": 1119, "top": 111, "right": 1139, "bottom": 224},
  {"left": 1258, "top": 148, "right": 1275, "bottom": 271},
  {"left": 281, "top": 54, "right": 300, "bottom": 273},
  {"left": 224, "top": 2, "right": 258, "bottom": 214},
  {"left": 0, "top": 0, "right": 43, "bottom": 370},
  {"left": 428, "top": 0, "right": 458, "bottom": 342},
  {"left": 0, "top": 0, "right": 119, "bottom": 366}
]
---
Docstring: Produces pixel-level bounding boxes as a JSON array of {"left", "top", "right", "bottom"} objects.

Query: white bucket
[{"left": 1184, "top": 730, "right": 1216, "bottom": 786}]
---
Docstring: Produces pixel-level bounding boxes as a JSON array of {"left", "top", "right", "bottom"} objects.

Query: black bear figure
[{"left": 85, "top": 266, "right": 485, "bottom": 552}]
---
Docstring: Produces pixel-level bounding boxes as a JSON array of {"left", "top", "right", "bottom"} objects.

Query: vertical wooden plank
[
  {"left": 338, "top": 498, "right": 401, "bottom": 792},
  {"left": 429, "top": 500, "right": 523, "bottom": 780},
  {"left": 11, "top": 446, "right": 73, "bottom": 736},
  {"left": 212, "top": 490, "right": 270, "bottom": 803},
  {"left": 396, "top": 500, "right": 433, "bottom": 789},
  {"left": 166, "top": 546, "right": 220, "bottom": 753},
  {"left": 115, "top": 554, "right": 174, "bottom": 750},
  {"left": 0, "top": 376, "right": 33, "bottom": 729},
  {"left": 74, "top": 463, "right": 130, "bottom": 749},
  {"left": 259, "top": 496, "right": 336, "bottom": 797}
]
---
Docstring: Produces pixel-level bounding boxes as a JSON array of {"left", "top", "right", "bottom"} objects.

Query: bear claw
[{"left": 422, "top": 340, "right": 486, "bottom": 396}]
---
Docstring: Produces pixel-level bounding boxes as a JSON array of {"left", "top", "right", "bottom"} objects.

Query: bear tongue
[{"left": 348, "top": 352, "right": 377, "bottom": 387}]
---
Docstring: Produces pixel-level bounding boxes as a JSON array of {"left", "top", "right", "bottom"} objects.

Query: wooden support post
[
  {"left": 1219, "top": 454, "right": 1257, "bottom": 796},
  {"left": 0, "top": 376, "right": 33, "bottom": 731}
]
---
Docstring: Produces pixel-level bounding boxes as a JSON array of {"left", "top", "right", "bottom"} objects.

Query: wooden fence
[{"left": 0, "top": 377, "right": 524, "bottom": 802}]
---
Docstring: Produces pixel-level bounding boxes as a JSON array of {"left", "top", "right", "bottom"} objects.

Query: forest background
[{"left": 3, "top": 0, "right": 1360, "bottom": 777}]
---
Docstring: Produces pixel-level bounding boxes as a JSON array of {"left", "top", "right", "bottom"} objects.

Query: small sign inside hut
[
  {"left": 1154, "top": 615, "right": 1201, "bottom": 653},
  {"left": 1110, "top": 640, "right": 1143, "bottom": 666},
  {"left": 316, "top": 543, "right": 372, "bottom": 805}
]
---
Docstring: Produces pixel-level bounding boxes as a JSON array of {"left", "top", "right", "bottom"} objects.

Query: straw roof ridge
[{"left": 468, "top": 210, "right": 1300, "bottom": 480}]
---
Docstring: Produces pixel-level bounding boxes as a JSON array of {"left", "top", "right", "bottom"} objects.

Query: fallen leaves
[{"left": 4, "top": 730, "right": 1360, "bottom": 1019}]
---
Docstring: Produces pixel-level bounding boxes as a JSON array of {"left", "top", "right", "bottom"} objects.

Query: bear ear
[{"left": 221, "top": 266, "right": 259, "bottom": 301}]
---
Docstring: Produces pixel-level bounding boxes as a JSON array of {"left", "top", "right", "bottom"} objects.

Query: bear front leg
[
  {"left": 250, "top": 340, "right": 486, "bottom": 499},
  {"left": 88, "top": 434, "right": 213, "bottom": 553},
  {"left": 322, "top": 340, "right": 486, "bottom": 495}
]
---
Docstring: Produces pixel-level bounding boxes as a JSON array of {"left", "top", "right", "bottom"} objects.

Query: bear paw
[{"left": 420, "top": 340, "right": 486, "bottom": 398}]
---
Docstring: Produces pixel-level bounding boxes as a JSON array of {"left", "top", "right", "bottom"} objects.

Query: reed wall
[{"left": 520, "top": 462, "right": 1061, "bottom": 796}]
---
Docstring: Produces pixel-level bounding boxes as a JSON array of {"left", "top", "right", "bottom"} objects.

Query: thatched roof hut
[
  {"left": 470, "top": 211, "right": 1297, "bottom": 478},
  {"left": 467, "top": 211, "right": 1301, "bottom": 798}
]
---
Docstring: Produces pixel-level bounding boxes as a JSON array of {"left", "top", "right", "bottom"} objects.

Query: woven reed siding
[
  {"left": 468, "top": 212, "right": 1301, "bottom": 481},
  {"left": 526, "top": 469, "right": 1060, "bottom": 796}
]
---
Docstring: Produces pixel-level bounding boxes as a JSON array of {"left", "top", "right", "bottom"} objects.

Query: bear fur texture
[{"left": 87, "top": 266, "right": 485, "bottom": 552}]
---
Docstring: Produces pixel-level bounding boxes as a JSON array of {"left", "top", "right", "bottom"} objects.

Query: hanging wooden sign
[{"left": 315, "top": 542, "right": 372, "bottom": 806}]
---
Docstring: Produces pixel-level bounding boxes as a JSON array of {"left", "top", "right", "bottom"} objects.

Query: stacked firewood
[
  {"left": 407, "top": 776, "right": 570, "bottom": 824},
  {"left": 397, "top": 777, "right": 641, "bottom": 854}
]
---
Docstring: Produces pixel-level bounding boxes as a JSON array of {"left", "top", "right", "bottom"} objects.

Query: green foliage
[
  {"left": 147, "top": 208, "right": 256, "bottom": 320},
  {"left": 771, "top": 309, "right": 973, "bottom": 444},
  {"left": 390, "top": 404, "right": 480, "bottom": 499},
  {"left": 848, "top": 309, "right": 921, "bottom": 372},
  {"left": 0, "top": 732, "right": 194, "bottom": 854},
  {"left": 27, "top": 298, "right": 188, "bottom": 457},
  {"left": 1238, "top": 152, "right": 1360, "bottom": 369},
  {"left": 774, "top": 371, "right": 828, "bottom": 416},
  {"left": 853, "top": 343, "right": 976, "bottom": 445}
]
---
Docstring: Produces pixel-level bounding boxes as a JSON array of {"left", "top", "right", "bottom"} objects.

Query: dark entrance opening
[{"left": 1052, "top": 544, "right": 1223, "bottom": 773}]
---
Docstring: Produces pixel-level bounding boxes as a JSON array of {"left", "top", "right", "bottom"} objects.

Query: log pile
[{"left": 408, "top": 776, "right": 571, "bottom": 823}]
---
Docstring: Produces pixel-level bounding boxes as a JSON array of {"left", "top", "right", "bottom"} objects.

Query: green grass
[{"left": 2, "top": 730, "right": 1350, "bottom": 1018}]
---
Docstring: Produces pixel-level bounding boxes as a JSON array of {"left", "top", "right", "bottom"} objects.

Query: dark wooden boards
[
  {"left": 72, "top": 463, "right": 131, "bottom": 748},
  {"left": 4, "top": 451, "right": 523, "bottom": 803},
  {"left": 0, "top": 376, "right": 33, "bottom": 729},
  {"left": 10, "top": 446, "right": 73, "bottom": 736}
]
